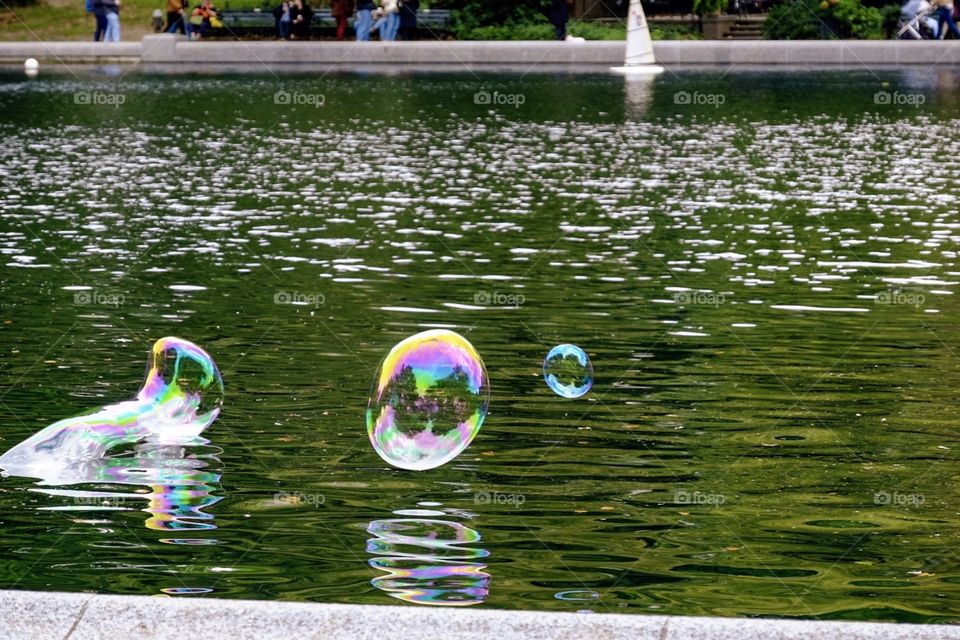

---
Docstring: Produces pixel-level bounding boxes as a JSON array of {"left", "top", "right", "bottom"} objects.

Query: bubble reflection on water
[{"left": 366, "top": 511, "right": 490, "bottom": 607}]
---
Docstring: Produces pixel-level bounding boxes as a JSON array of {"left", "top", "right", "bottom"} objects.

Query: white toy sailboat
[{"left": 611, "top": 0, "right": 664, "bottom": 74}]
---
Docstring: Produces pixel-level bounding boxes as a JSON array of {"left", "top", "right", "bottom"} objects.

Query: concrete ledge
[
  {"left": 149, "top": 36, "right": 625, "bottom": 66},
  {"left": 2, "top": 589, "right": 959, "bottom": 640},
  {"left": 5, "top": 37, "right": 960, "bottom": 67},
  {"left": 654, "top": 39, "right": 960, "bottom": 65},
  {"left": 0, "top": 41, "right": 141, "bottom": 63}
]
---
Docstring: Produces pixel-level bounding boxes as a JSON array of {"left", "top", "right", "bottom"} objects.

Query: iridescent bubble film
[
  {"left": 32, "top": 441, "right": 223, "bottom": 533},
  {"left": 543, "top": 344, "right": 593, "bottom": 399},
  {"left": 366, "top": 330, "right": 489, "bottom": 471},
  {"left": 367, "top": 516, "right": 490, "bottom": 606},
  {"left": 0, "top": 337, "right": 224, "bottom": 480}
]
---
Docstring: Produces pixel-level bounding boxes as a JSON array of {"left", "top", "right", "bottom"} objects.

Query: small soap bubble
[
  {"left": 543, "top": 344, "right": 593, "bottom": 398},
  {"left": 367, "top": 330, "right": 490, "bottom": 471}
]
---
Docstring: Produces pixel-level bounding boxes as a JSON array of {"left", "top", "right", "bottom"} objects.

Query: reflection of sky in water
[
  {"left": 366, "top": 511, "right": 490, "bottom": 606},
  {"left": 31, "top": 441, "right": 222, "bottom": 534}
]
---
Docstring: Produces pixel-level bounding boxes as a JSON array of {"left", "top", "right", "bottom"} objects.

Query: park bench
[{"left": 214, "top": 7, "right": 452, "bottom": 37}]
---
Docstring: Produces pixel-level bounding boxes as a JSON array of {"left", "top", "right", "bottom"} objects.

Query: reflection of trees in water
[
  {"left": 366, "top": 517, "right": 490, "bottom": 606},
  {"left": 30, "top": 441, "right": 222, "bottom": 533},
  {"left": 545, "top": 353, "right": 587, "bottom": 386},
  {"left": 384, "top": 365, "right": 477, "bottom": 436}
]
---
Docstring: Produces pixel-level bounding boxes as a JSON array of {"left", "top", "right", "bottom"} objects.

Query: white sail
[{"left": 624, "top": 0, "right": 656, "bottom": 66}]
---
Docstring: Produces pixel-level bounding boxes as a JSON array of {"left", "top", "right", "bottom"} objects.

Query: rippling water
[{"left": 2, "top": 66, "right": 960, "bottom": 622}]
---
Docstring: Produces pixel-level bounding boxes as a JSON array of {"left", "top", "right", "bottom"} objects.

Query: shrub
[
  {"left": 452, "top": 14, "right": 629, "bottom": 40},
  {"left": 447, "top": 0, "right": 698, "bottom": 40},
  {"left": 569, "top": 21, "right": 627, "bottom": 39},
  {"left": 825, "top": 0, "right": 884, "bottom": 38},
  {"left": 458, "top": 23, "right": 554, "bottom": 40},
  {"left": 650, "top": 23, "right": 703, "bottom": 39},
  {"left": 448, "top": 0, "right": 551, "bottom": 39},
  {"left": 764, "top": 0, "right": 822, "bottom": 38},
  {"left": 764, "top": 0, "right": 882, "bottom": 39},
  {"left": 692, "top": 0, "right": 727, "bottom": 15},
  {"left": 879, "top": 2, "right": 902, "bottom": 38}
]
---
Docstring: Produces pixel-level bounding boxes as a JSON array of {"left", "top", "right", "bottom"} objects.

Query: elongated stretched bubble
[
  {"left": 366, "top": 330, "right": 490, "bottom": 471},
  {"left": 0, "top": 337, "right": 223, "bottom": 481}
]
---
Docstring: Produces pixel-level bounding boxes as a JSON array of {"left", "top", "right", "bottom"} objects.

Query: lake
[{"left": 1, "top": 65, "right": 959, "bottom": 622}]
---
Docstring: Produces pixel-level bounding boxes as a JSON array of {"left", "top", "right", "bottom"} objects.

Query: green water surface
[{"left": 1, "top": 66, "right": 960, "bottom": 621}]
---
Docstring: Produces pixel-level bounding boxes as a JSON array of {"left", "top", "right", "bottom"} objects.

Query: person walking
[
  {"left": 933, "top": 0, "right": 960, "bottom": 37},
  {"left": 548, "top": 0, "right": 572, "bottom": 40},
  {"left": 371, "top": 0, "right": 398, "bottom": 39},
  {"left": 102, "top": 0, "right": 121, "bottom": 41},
  {"left": 355, "top": 0, "right": 374, "bottom": 40},
  {"left": 165, "top": 0, "right": 186, "bottom": 33},
  {"left": 330, "top": 0, "right": 352, "bottom": 41},
  {"left": 397, "top": 0, "right": 418, "bottom": 40},
  {"left": 383, "top": 0, "right": 400, "bottom": 40}
]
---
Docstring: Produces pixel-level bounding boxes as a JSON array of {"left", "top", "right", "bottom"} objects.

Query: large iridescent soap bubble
[
  {"left": 367, "top": 330, "right": 489, "bottom": 471},
  {"left": 0, "top": 337, "right": 223, "bottom": 480},
  {"left": 543, "top": 344, "right": 593, "bottom": 399}
]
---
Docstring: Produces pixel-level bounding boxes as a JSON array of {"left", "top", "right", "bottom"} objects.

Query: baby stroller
[{"left": 898, "top": 0, "right": 938, "bottom": 38}]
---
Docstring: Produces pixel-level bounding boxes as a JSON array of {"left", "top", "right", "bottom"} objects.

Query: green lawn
[
  {"left": 0, "top": 0, "right": 283, "bottom": 41},
  {"left": 0, "top": 0, "right": 161, "bottom": 41}
]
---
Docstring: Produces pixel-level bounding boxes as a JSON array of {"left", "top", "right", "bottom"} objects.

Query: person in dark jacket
[
  {"left": 548, "top": 0, "right": 571, "bottom": 40},
  {"left": 290, "top": 0, "right": 314, "bottom": 39},
  {"left": 330, "top": 0, "right": 352, "bottom": 40},
  {"left": 89, "top": 0, "right": 108, "bottom": 41},
  {"left": 398, "top": 0, "right": 418, "bottom": 40}
]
